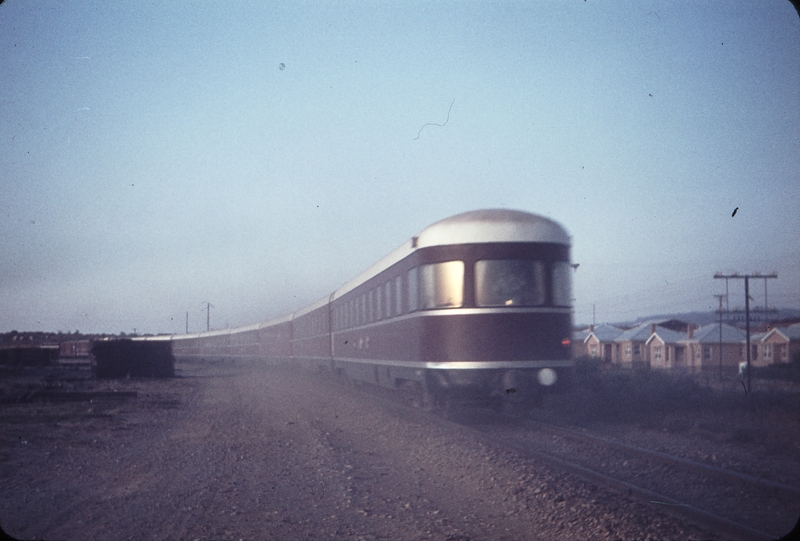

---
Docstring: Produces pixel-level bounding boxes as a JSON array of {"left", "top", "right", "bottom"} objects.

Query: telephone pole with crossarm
[{"left": 713, "top": 272, "right": 777, "bottom": 394}]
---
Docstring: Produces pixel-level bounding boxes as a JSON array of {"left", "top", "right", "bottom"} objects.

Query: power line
[
  {"left": 713, "top": 294, "right": 725, "bottom": 381},
  {"left": 713, "top": 272, "right": 777, "bottom": 395}
]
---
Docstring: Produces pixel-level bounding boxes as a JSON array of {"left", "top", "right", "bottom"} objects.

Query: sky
[{"left": 1, "top": 1, "right": 799, "bottom": 334}]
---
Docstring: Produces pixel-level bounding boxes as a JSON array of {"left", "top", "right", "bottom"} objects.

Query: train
[{"left": 143, "top": 209, "right": 574, "bottom": 406}]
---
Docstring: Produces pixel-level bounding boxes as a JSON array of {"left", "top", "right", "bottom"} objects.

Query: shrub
[{"left": 558, "top": 362, "right": 712, "bottom": 423}]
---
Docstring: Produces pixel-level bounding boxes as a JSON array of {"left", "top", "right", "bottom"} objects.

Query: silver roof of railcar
[
  {"left": 417, "top": 209, "right": 570, "bottom": 247},
  {"left": 332, "top": 209, "right": 570, "bottom": 300},
  {"left": 170, "top": 318, "right": 289, "bottom": 343}
]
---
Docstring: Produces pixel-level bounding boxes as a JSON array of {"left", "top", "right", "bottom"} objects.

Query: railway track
[
  {"left": 358, "top": 379, "right": 794, "bottom": 539},
  {"left": 453, "top": 410, "right": 798, "bottom": 540}
]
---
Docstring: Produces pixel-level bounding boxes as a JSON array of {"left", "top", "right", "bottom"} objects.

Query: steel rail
[
  {"left": 521, "top": 418, "right": 800, "bottom": 497},
  {"left": 485, "top": 432, "right": 775, "bottom": 541},
  {"left": 362, "top": 381, "right": 777, "bottom": 540}
]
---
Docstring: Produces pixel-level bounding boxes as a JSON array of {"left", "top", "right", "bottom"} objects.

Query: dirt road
[{"left": 1, "top": 361, "right": 718, "bottom": 540}]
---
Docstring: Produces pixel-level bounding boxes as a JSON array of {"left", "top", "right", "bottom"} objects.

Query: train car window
[
  {"left": 360, "top": 295, "right": 367, "bottom": 326},
  {"left": 419, "top": 261, "right": 464, "bottom": 309},
  {"left": 474, "top": 260, "right": 545, "bottom": 307},
  {"left": 368, "top": 289, "right": 374, "bottom": 322},
  {"left": 349, "top": 299, "right": 355, "bottom": 329},
  {"left": 394, "top": 275, "right": 403, "bottom": 316},
  {"left": 384, "top": 282, "right": 392, "bottom": 319},
  {"left": 552, "top": 261, "right": 572, "bottom": 307},
  {"left": 407, "top": 267, "right": 419, "bottom": 312}
]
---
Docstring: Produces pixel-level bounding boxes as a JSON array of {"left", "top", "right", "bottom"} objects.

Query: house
[
  {"left": 581, "top": 324, "right": 624, "bottom": 361},
  {"left": 572, "top": 324, "right": 624, "bottom": 360},
  {"left": 757, "top": 323, "right": 800, "bottom": 366},
  {"left": 683, "top": 323, "right": 746, "bottom": 373},
  {"left": 613, "top": 322, "right": 665, "bottom": 368},
  {"left": 575, "top": 317, "right": 798, "bottom": 373},
  {"left": 571, "top": 327, "right": 592, "bottom": 358},
  {"left": 646, "top": 326, "right": 689, "bottom": 370}
]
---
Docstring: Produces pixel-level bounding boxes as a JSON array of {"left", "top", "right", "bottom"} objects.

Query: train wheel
[{"left": 404, "top": 380, "right": 438, "bottom": 411}]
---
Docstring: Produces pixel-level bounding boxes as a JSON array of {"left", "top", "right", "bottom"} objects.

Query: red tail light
[{"left": 561, "top": 338, "right": 571, "bottom": 347}]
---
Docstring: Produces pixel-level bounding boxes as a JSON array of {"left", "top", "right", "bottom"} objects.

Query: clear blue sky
[{"left": 2, "top": 1, "right": 798, "bottom": 334}]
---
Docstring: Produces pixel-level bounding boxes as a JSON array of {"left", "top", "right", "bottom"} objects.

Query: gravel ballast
[{"left": 1, "top": 360, "right": 730, "bottom": 540}]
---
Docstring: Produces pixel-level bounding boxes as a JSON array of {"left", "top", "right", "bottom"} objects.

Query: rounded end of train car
[{"left": 416, "top": 209, "right": 571, "bottom": 248}]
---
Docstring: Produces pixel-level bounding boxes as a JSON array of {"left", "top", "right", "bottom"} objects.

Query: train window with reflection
[
  {"left": 394, "top": 275, "right": 403, "bottom": 316},
  {"left": 384, "top": 282, "right": 392, "bottom": 318},
  {"left": 368, "top": 289, "right": 375, "bottom": 322},
  {"left": 419, "top": 261, "right": 464, "bottom": 309},
  {"left": 552, "top": 261, "right": 572, "bottom": 307},
  {"left": 348, "top": 302, "right": 353, "bottom": 328},
  {"left": 407, "top": 267, "right": 419, "bottom": 312},
  {"left": 475, "top": 260, "right": 545, "bottom": 307}
]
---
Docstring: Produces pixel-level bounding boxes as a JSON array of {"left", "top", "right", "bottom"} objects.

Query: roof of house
[
  {"left": 763, "top": 324, "right": 800, "bottom": 342},
  {"left": 573, "top": 328, "right": 592, "bottom": 342},
  {"left": 614, "top": 322, "right": 657, "bottom": 342},
  {"left": 591, "top": 323, "right": 624, "bottom": 341},
  {"left": 647, "top": 326, "right": 687, "bottom": 345},
  {"left": 692, "top": 323, "right": 747, "bottom": 343}
]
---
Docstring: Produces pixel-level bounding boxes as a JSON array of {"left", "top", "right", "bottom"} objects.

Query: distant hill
[{"left": 580, "top": 308, "right": 800, "bottom": 331}]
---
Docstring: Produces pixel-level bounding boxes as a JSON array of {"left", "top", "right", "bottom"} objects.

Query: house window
[
  {"left": 590, "top": 345, "right": 597, "bottom": 356},
  {"left": 634, "top": 344, "right": 640, "bottom": 356},
  {"left": 654, "top": 346, "right": 662, "bottom": 360},
  {"left": 625, "top": 344, "right": 631, "bottom": 356},
  {"left": 703, "top": 346, "right": 711, "bottom": 360},
  {"left": 764, "top": 344, "right": 771, "bottom": 359}
]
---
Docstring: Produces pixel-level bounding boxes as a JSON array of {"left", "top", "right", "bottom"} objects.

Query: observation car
[{"left": 154, "top": 209, "right": 574, "bottom": 405}]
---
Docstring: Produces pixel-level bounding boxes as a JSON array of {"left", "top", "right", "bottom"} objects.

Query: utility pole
[
  {"left": 714, "top": 272, "right": 777, "bottom": 395},
  {"left": 713, "top": 294, "right": 725, "bottom": 380},
  {"left": 204, "top": 302, "right": 214, "bottom": 332},
  {"left": 725, "top": 278, "right": 730, "bottom": 320},
  {"left": 185, "top": 311, "right": 189, "bottom": 334}
]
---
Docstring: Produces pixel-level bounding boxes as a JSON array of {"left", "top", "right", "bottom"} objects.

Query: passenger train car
[{"left": 149, "top": 209, "right": 574, "bottom": 405}]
